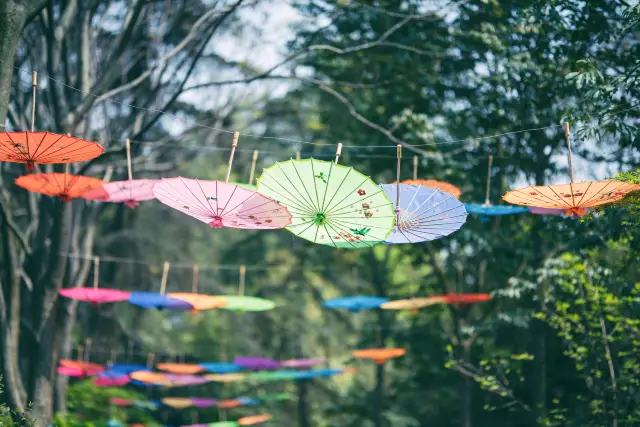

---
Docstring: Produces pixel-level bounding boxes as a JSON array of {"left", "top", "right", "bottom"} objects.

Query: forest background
[{"left": 0, "top": 1, "right": 638, "bottom": 427}]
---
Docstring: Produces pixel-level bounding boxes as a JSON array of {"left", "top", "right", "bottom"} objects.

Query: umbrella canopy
[
  {"left": 257, "top": 393, "right": 291, "bottom": 402},
  {"left": 237, "top": 415, "right": 271, "bottom": 426},
  {"left": 190, "top": 398, "right": 217, "bottom": 408},
  {"left": 381, "top": 297, "right": 447, "bottom": 313},
  {"left": 157, "top": 363, "right": 206, "bottom": 375},
  {"left": 109, "top": 398, "right": 135, "bottom": 406},
  {"left": 529, "top": 206, "right": 588, "bottom": 217},
  {"left": 0, "top": 131, "right": 104, "bottom": 170},
  {"left": 130, "top": 371, "right": 171, "bottom": 386},
  {"left": 247, "top": 370, "right": 303, "bottom": 382},
  {"left": 56, "top": 366, "right": 85, "bottom": 377},
  {"left": 381, "top": 184, "right": 467, "bottom": 244},
  {"left": 293, "top": 369, "right": 343, "bottom": 380},
  {"left": 257, "top": 158, "right": 396, "bottom": 248},
  {"left": 217, "top": 399, "right": 244, "bottom": 409},
  {"left": 207, "top": 423, "right": 239, "bottom": 427},
  {"left": 503, "top": 181, "right": 640, "bottom": 215},
  {"left": 83, "top": 179, "right": 160, "bottom": 208},
  {"left": 281, "top": 358, "right": 326, "bottom": 369},
  {"left": 431, "top": 293, "right": 491, "bottom": 306},
  {"left": 165, "top": 374, "right": 209, "bottom": 387},
  {"left": 323, "top": 296, "right": 388, "bottom": 313},
  {"left": 400, "top": 179, "right": 462, "bottom": 198},
  {"left": 162, "top": 398, "right": 194, "bottom": 409},
  {"left": 93, "top": 375, "right": 131, "bottom": 387},
  {"left": 60, "top": 288, "right": 130, "bottom": 306},
  {"left": 203, "top": 373, "right": 246, "bottom": 383},
  {"left": 234, "top": 357, "right": 280, "bottom": 371},
  {"left": 236, "top": 397, "right": 260, "bottom": 406},
  {"left": 128, "top": 292, "right": 194, "bottom": 311},
  {"left": 167, "top": 293, "right": 228, "bottom": 312},
  {"left": 216, "top": 296, "right": 275, "bottom": 312},
  {"left": 199, "top": 362, "right": 243, "bottom": 374},
  {"left": 15, "top": 173, "right": 105, "bottom": 202},
  {"left": 153, "top": 177, "right": 292, "bottom": 229},
  {"left": 107, "top": 364, "right": 150, "bottom": 375},
  {"left": 59, "top": 360, "right": 104, "bottom": 376},
  {"left": 352, "top": 348, "right": 406, "bottom": 365},
  {"left": 465, "top": 204, "right": 529, "bottom": 217}
]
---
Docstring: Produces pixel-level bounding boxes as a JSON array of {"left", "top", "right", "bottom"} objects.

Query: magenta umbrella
[
  {"left": 165, "top": 374, "right": 209, "bottom": 387},
  {"left": 234, "top": 357, "right": 280, "bottom": 371},
  {"left": 59, "top": 257, "right": 130, "bottom": 306},
  {"left": 281, "top": 358, "right": 326, "bottom": 369},
  {"left": 93, "top": 375, "right": 131, "bottom": 387}
]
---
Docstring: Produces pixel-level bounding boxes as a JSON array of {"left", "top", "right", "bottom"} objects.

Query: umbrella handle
[
  {"left": 565, "top": 122, "right": 574, "bottom": 183},
  {"left": 484, "top": 155, "right": 493, "bottom": 205},
  {"left": 335, "top": 143, "right": 342, "bottom": 164},
  {"left": 146, "top": 352, "right": 155, "bottom": 368},
  {"left": 126, "top": 138, "right": 133, "bottom": 181},
  {"left": 31, "top": 71, "right": 37, "bottom": 132},
  {"left": 93, "top": 256, "right": 100, "bottom": 289},
  {"left": 239, "top": 265, "right": 246, "bottom": 296},
  {"left": 159, "top": 261, "right": 170, "bottom": 294},
  {"left": 413, "top": 155, "right": 418, "bottom": 180},
  {"left": 249, "top": 150, "right": 259, "bottom": 185},
  {"left": 192, "top": 264, "right": 199, "bottom": 293},
  {"left": 295, "top": 151, "right": 301, "bottom": 160},
  {"left": 396, "top": 145, "right": 402, "bottom": 209},
  {"left": 225, "top": 131, "right": 239, "bottom": 183}
]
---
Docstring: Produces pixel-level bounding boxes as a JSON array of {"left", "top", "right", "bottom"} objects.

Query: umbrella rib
[
  {"left": 0, "top": 139, "right": 26, "bottom": 158},
  {"left": 322, "top": 165, "right": 353, "bottom": 214},
  {"left": 3, "top": 133, "right": 30, "bottom": 160},
  {"left": 402, "top": 185, "right": 424, "bottom": 214},
  {"left": 285, "top": 162, "right": 320, "bottom": 214},
  {"left": 405, "top": 188, "right": 442, "bottom": 216},
  {"left": 257, "top": 176, "right": 316, "bottom": 217},
  {"left": 236, "top": 199, "right": 275, "bottom": 215},
  {"left": 545, "top": 186, "right": 575, "bottom": 208},
  {"left": 308, "top": 159, "right": 323, "bottom": 212},
  {"left": 318, "top": 160, "right": 335, "bottom": 211},
  {"left": 262, "top": 168, "right": 316, "bottom": 215},
  {"left": 510, "top": 187, "right": 568, "bottom": 208},
  {"left": 32, "top": 132, "right": 60, "bottom": 160},
  {"left": 323, "top": 220, "right": 358, "bottom": 249},
  {"left": 35, "top": 137, "right": 84, "bottom": 160},
  {"left": 575, "top": 181, "right": 602, "bottom": 207},
  {"left": 217, "top": 182, "right": 242, "bottom": 217},
  {"left": 221, "top": 191, "right": 257, "bottom": 217},
  {"left": 159, "top": 179, "right": 212, "bottom": 218},
  {"left": 176, "top": 177, "right": 216, "bottom": 216},
  {"left": 415, "top": 205, "right": 467, "bottom": 220},
  {"left": 323, "top": 169, "right": 363, "bottom": 215}
]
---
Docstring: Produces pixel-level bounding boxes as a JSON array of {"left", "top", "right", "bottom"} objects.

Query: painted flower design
[{"left": 357, "top": 189, "right": 366, "bottom": 196}]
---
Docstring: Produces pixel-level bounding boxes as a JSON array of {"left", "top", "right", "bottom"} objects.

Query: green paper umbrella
[
  {"left": 207, "top": 422, "right": 239, "bottom": 427},
  {"left": 257, "top": 157, "right": 395, "bottom": 248},
  {"left": 248, "top": 370, "right": 301, "bottom": 382},
  {"left": 218, "top": 295, "right": 275, "bottom": 312},
  {"left": 218, "top": 266, "right": 275, "bottom": 312},
  {"left": 258, "top": 392, "right": 292, "bottom": 401}
]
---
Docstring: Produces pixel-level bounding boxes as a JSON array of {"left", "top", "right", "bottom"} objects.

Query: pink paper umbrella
[
  {"left": 57, "top": 366, "right": 85, "bottom": 377},
  {"left": 281, "top": 358, "right": 326, "bottom": 369},
  {"left": 190, "top": 398, "right": 217, "bottom": 408},
  {"left": 153, "top": 177, "right": 292, "bottom": 229},
  {"left": 59, "top": 257, "right": 130, "bottom": 306},
  {"left": 84, "top": 179, "right": 160, "bottom": 208},
  {"left": 93, "top": 375, "right": 131, "bottom": 387}
]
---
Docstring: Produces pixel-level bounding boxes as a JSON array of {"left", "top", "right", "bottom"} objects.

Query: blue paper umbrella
[
  {"left": 128, "top": 292, "right": 193, "bottom": 311},
  {"left": 236, "top": 397, "right": 260, "bottom": 406},
  {"left": 323, "top": 296, "right": 388, "bottom": 313},
  {"left": 381, "top": 184, "right": 467, "bottom": 244},
  {"left": 107, "top": 364, "right": 150, "bottom": 375},
  {"left": 295, "top": 369, "right": 343, "bottom": 380},
  {"left": 465, "top": 204, "right": 529, "bottom": 217},
  {"left": 199, "top": 362, "right": 244, "bottom": 374}
]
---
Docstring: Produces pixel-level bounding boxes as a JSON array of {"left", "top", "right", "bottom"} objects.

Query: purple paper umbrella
[
  {"left": 233, "top": 357, "right": 280, "bottom": 371},
  {"left": 166, "top": 374, "right": 209, "bottom": 386},
  {"left": 190, "top": 398, "right": 217, "bottom": 408},
  {"left": 281, "top": 358, "right": 326, "bottom": 369}
]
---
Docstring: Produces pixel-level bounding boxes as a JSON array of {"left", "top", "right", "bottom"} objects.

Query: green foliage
[{"left": 0, "top": 379, "right": 32, "bottom": 427}]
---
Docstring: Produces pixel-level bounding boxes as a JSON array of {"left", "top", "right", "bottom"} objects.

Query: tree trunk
[
  {"left": 374, "top": 363, "right": 384, "bottom": 427},
  {"left": 0, "top": 1, "right": 46, "bottom": 125},
  {"left": 298, "top": 380, "right": 310, "bottom": 427}
]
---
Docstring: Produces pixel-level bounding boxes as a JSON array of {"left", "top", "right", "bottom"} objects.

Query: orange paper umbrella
[
  {"left": 238, "top": 414, "right": 271, "bottom": 425},
  {"left": 352, "top": 348, "right": 406, "bottom": 365},
  {"left": 130, "top": 371, "right": 171, "bottom": 385},
  {"left": 15, "top": 173, "right": 105, "bottom": 202},
  {"left": 204, "top": 373, "right": 246, "bottom": 383},
  {"left": 401, "top": 179, "right": 462, "bottom": 198},
  {"left": 166, "top": 265, "right": 228, "bottom": 312},
  {"left": 0, "top": 131, "right": 104, "bottom": 171},
  {"left": 156, "top": 363, "right": 205, "bottom": 375},
  {"left": 436, "top": 293, "right": 491, "bottom": 306},
  {"left": 217, "top": 399, "right": 243, "bottom": 409},
  {"left": 503, "top": 123, "right": 640, "bottom": 214},
  {"left": 59, "top": 360, "right": 104, "bottom": 376},
  {"left": 162, "top": 397, "right": 194, "bottom": 409},
  {"left": 381, "top": 296, "right": 447, "bottom": 313}
]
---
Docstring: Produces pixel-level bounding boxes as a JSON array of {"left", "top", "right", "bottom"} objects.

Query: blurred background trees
[{"left": 0, "top": 0, "right": 638, "bottom": 426}]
